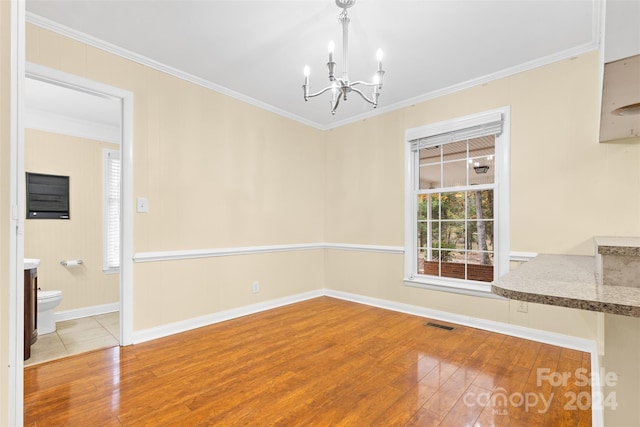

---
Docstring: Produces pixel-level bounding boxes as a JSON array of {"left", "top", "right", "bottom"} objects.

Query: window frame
[
  {"left": 404, "top": 107, "right": 510, "bottom": 295},
  {"left": 103, "top": 148, "right": 121, "bottom": 273}
]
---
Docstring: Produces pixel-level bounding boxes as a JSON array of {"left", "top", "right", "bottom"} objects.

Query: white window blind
[
  {"left": 104, "top": 149, "right": 121, "bottom": 271},
  {"left": 410, "top": 117, "right": 503, "bottom": 151}
]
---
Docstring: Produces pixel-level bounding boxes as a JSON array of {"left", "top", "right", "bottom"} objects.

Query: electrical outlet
[
  {"left": 516, "top": 301, "right": 528, "bottom": 313},
  {"left": 252, "top": 281, "right": 260, "bottom": 293}
]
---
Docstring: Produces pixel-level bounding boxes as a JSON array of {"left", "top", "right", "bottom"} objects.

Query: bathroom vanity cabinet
[{"left": 24, "top": 267, "right": 38, "bottom": 360}]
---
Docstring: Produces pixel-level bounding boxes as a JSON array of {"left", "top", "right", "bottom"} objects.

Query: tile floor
[{"left": 25, "top": 312, "right": 120, "bottom": 366}]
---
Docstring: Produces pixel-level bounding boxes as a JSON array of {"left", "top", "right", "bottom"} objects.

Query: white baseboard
[
  {"left": 132, "top": 289, "right": 324, "bottom": 344},
  {"left": 131, "top": 287, "right": 596, "bottom": 352},
  {"left": 324, "top": 289, "right": 596, "bottom": 353},
  {"left": 55, "top": 302, "right": 119, "bottom": 322},
  {"left": 590, "top": 345, "right": 604, "bottom": 427}
]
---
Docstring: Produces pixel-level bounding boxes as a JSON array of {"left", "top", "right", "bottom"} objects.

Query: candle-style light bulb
[
  {"left": 376, "top": 48, "right": 383, "bottom": 70},
  {"left": 303, "top": 65, "right": 310, "bottom": 86},
  {"left": 328, "top": 40, "right": 335, "bottom": 63}
]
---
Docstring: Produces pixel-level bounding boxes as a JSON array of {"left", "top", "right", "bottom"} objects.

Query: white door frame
[
  {"left": 7, "top": 1, "right": 26, "bottom": 425},
  {"left": 24, "top": 62, "right": 135, "bottom": 346}
]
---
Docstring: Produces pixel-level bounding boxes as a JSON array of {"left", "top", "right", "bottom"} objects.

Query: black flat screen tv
[{"left": 26, "top": 172, "right": 70, "bottom": 219}]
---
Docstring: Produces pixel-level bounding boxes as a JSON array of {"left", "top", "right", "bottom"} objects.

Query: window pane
[
  {"left": 419, "top": 145, "right": 440, "bottom": 163},
  {"left": 430, "top": 194, "right": 441, "bottom": 220},
  {"left": 442, "top": 160, "right": 467, "bottom": 188},
  {"left": 442, "top": 140, "right": 467, "bottom": 161},
  {"left": 467, "top": 190, "right": 494, "bottom": 220},
  {"left": 440, "top": 250, "right": 455, "bottom": 262},
  {"left": 417, "top": 194, "right": 429, "bottom": 220},
  {"left": 441, "top": 220, "right": 465, "bottom": 250},
  {"left": 431, "top": 223, "right": 440, "bottom": 245},
  {"left": 469, "top": 161, "right": 494, "bottom": 185},
  {"left": 441, "top": 193, "right": 465, "bottom": 220},
  {"left": 448, "top": 250, "right": 466, "bottom": 263},
  {"left": 474, "top": 220, "right": 493, "bottom": 251},
  {"left": 468, "top": 251, "right": 494, "bottom": 265},
  {"left": 440, "top": 251, "right": 466, "bottom": 279},
  {"left": 418, "top": 247, "right": 427, "bottom": 274},
  {"left": 419, "top": 163, "right": 440, "bottom": 189},
  {"left": 469, "top": 136, "right": 495, "bottom": 185},
  {"left": 465, "top": 221, "right": 493, "bottom": 250},
  {"left": 469, "top": 135, "right": 495, "bottom": 157},
  {"left": 467, "top": 252, "right": 494, "bottom": 282},
  {"left": 417, "top": 222, "right": 429, "bottom": 250},
  {"left": 423, "top": 257, "right": 439, "bottom": 276}
]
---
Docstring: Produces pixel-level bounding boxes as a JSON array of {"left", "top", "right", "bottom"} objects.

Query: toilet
[{"left": 37, "top": 290, "right": 63, "bottom": 334}]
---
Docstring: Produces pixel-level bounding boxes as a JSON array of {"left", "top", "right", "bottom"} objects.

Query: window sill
[
  {"left": 403, "top": 276, "right": 506, "bottom": 300},
  {"left": 103, "top": 268, "right": 120, "bottom": 275}
]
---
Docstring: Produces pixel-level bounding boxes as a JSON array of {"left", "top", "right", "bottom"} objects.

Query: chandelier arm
[
  {"left": 349, "top": 86, "right": 377, "bottom": 107},
  {"left": 350, "top": 80, "right": 380, "bottom": 87},
  {"left": 330, "top": 90, "right": 342, "bottom": 115},
  {"left": 305, "top": 85, "right": 337, "bottom": 99}
]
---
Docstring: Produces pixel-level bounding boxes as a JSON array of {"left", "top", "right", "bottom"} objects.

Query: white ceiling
[{"left": 25, "top": 0, "right": 600, "bottom": 130}]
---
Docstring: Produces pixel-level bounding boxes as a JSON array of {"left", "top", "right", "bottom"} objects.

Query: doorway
[
  {"left": 23, "top": 76, "right": 121, "bottom": 365},
  {"left": 19, "top": 63, "right": 133, "bottom": 354}
]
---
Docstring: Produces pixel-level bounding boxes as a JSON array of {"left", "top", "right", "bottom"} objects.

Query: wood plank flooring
[{"left": 24, "top": 296, "right": 592, "bottom": 426}]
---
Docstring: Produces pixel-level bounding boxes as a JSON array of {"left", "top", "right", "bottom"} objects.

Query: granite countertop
[
  {"left": 594, "top": 236, "right": 640, "bottom": 257},
  {"left": 492, "top": 254, "right": 640, "bottom": 317}
]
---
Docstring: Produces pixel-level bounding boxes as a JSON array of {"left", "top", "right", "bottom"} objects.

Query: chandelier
[{"left": 302, "top": 0, "right": 385, "bottom": 115}]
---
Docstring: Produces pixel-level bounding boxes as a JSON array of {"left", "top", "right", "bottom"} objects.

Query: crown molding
[
  {"left": 26, "top": 12, "right": 325, "bottom": 130},
  {"left": 327, "top": 42, "right": 600, "bottom": 130},
  {"left": 27, "top": 8, "right": 600, "bottom": 132}
]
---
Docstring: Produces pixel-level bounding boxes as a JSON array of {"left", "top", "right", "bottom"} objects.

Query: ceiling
[{"left": 25, "top": 0, "right": 600, "bottom": 130}]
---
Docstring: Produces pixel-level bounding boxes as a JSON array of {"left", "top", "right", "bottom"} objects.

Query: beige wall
[
  {"left": 26, "top": 24, "right": 327, "bottom": 331},
  {"left": 0, "top": 1, "right": 11, "bottom": 422},
  {"left": 134, "top": 250, "right": 325, "bottom": 330},
  {"left": 24, "top": 129, "right": 120, "bottom": 311},
  {"left": 324, "top": 51, "right": 640, "bottom": 341}
]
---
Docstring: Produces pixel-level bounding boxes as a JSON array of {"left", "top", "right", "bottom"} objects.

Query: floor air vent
[{"left": 425, "top": 322, "right": 455, "bottom": 331}]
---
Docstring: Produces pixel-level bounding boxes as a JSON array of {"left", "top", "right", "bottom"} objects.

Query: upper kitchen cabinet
[{"left": 599, "top": 0, "right": 640, "bottom": 143}]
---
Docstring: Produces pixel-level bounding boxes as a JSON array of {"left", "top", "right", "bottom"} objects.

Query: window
[
  {"left": 103, "top": 149, "right": 120, "bottom": 272},
  {"left": 404, "top": 108, "right": 510, "bottom": 294}
]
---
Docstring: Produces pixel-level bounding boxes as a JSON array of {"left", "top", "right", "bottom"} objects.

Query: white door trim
[
  {"left": 8, "top": 1, "right": 26, "bottom": 425},
  {"left": 24, "top": 63, "right": 135, "bottom": 347}
]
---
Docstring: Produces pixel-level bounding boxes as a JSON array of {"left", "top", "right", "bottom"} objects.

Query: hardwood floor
[{"left": 24, "top": 297, "right": 592, "bottom": 426}]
